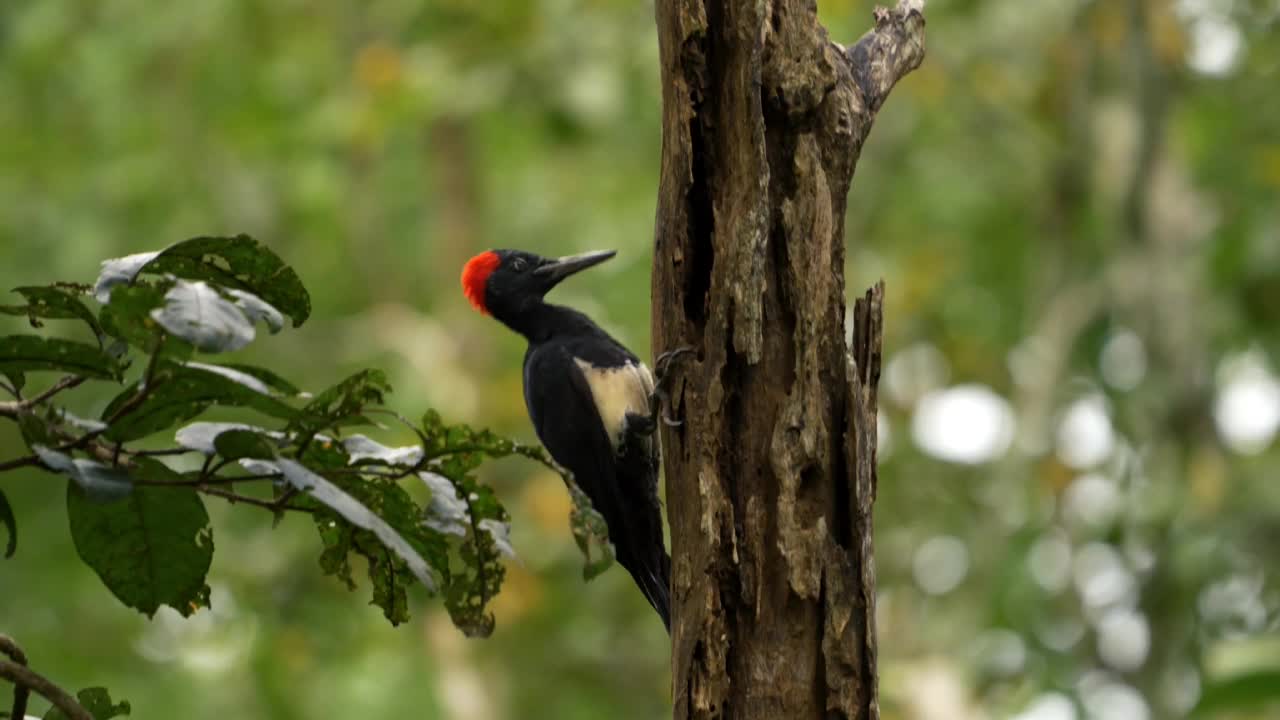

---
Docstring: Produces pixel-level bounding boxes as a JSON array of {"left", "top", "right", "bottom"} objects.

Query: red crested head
[
  {"left": 461, "top": 250, "right": 501, "bottom": 315},
  {"left": 463, "top": 248, "right": 617, "bottom": 326}
]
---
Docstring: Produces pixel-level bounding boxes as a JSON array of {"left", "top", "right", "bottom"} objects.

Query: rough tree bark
[{"left": 650, "top": 1, "right": 925, "bottom": 718}]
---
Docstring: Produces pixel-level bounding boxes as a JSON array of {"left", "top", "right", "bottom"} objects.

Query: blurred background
[{"left": 1, "top": 0, "right": 1278, "bottom": 718}]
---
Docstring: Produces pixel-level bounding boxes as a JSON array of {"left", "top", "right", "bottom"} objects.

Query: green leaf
[
  {"left": 417, "top": 472, "right": 469, "bottom": 538},
  {"left": 276, "top": 459, "right": 440, "bottom": 593},
  {"left": 34, "top": 446, "right": 133, "bottom": 502},
  {"left": 97, "top": 283, "right": 188, "bottom": 357},
  {"left": 101, "top": 362, "right": 299, "bottom": 442},
  {"left": 67, "top": 460, "right": 213, "bottom": 618},
  {"left": 211, "top": 363, "right": 300, "bottom": 395},
  {"left": 342, "top": 434, "right": 424, "bottom": 466},
  {"left": 366, "top": 542, "right": 412, "bottom": 626},
  {"left": 418, "top": 412, "right": 610, "bottom": 579},
  {"left": 174, "top": 421, "right": 282, "bottom": 456},
  {"left": 100, "top": 377, "right": 207, "bottom": 443},
  {"left": 225, "top": 289, "right": 284, "bottom": 333},
  {"left": 236, "top": 458, "right": 282, "bottom": 477},
  {"left": 1194, "top": 670, "right": 1280, "bottom": 716},
  {"left": 43, "top": 686, "right": 131, "bottom": 720},
  {"left": 0, "top": 488, "right": 15, "bottom": 558},
  {"left": 149, "top": 280, "right": 258, "bottom": 353},
  {"left": 94, "top": 235, "right": 310, "bottom": 327},
  {"left": 291, "top": 369, "right": 390, "bottom": 435},
  {"left": 53, "top": 408, "right": 108, "bottom": 434},
  {"left": 0, "top": 285, "right": 103, "bottom": 338},
  {"left": 1, "top": 368, "right": 24, "bottom": 393},
  {"left": 414, "top": 421, "right": 510, "bottom": 636},
  {"left": 213, "top": 428, "right": 280, "bottom": 460},
  {"left": 81, "top": 686, "right": 133, "bottom": 719},
  {"left": 315, "top": 514, "right": 358, "bottom": 590},
  {"left": 93, "top": 251, "right": 163, "bottom": 303},
  {"left": 294, "top": 434, "right": 350, "bottom": 471},
  {"left": 183, "top": 361, "right": 291, "bottom": 399},
  {"left": 420, "top": 409, "right": 514, "bottom": 461},
  {"left": 479, "top": 518, "right": 516, "bottom": 559},
  {"left": 440, "top": 472, "right": 507, "bottom": 638},
  {"left": 0, "top": 335, "right": 120, "bottom": 380},
  {"left": 17, "top": 412, "right": 54, "bottom": 450},
  {"left": 310, "top": 478, "right": 448, "bottom": 626},
  {"left": 568, "top": 482, "right": 616, "bottom": 580},
  {"left": 124, "top": 456, "right": 196, "bottom": 486}
]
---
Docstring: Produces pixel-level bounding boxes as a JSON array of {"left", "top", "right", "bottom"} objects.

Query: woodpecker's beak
[{"left": 534, "top": 250, "right": 617, "bottom": 285}]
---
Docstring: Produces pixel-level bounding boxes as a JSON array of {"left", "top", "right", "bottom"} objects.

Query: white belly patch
[{"left": 574, "top": 358, "right": 655, "bottom": 446}]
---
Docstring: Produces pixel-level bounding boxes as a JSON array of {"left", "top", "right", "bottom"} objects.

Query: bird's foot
[
  {"left": 654, "top": 346, "right": 695, "bottom": 381},
  {"left": 649, "top": 346, "right": 695, "bottom": 427}
]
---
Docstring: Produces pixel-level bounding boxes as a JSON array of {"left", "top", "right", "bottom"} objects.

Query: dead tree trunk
[{"left": 651, "top": 1, "right": 925, "bottom": 717}]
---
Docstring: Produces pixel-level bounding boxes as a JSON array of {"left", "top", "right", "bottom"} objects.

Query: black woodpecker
[{"left": 461, "top": 248, "right": 675, "bottom": 631}]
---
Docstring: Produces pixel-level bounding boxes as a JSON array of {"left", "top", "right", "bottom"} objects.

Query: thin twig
[
  {"left": 206, "top": 457, "right": 235, "bottom": 478},
  {"left": 270, "top": 487, "right": 299, "bottom": 512},
  {"left": 0, "top": 658, "right": 92, "bottom": 720},
  {"left": 0, "top": 635, "right": 29, "bottom": 720},
  {"left": 54, "top": 348, "right": 165, "bottom": 454},
  {"left": 365, "top": 407, "right": 421, "bottom": 433},
  {"left": 133, "top": 447, "right": 195, "bottom": 457},
  {"left": 220, "top": 473, "right": 284, "bottom": 483},
  {"left": 0, "top": 636, "right": 27, "bottom": 665},
  {"left": 0, "top": 455, "right": 40, "bottom": 473},
  {"left": 0, "top": 379, "right": 19, "bottom": 400},
  {"left": 20, "top": 375, "right": 87, "bottom": 409},
  {"left": 199, "top": 486, "right": 310, "bottom": 513},
  {"left": 326, "top": 466, "right": 405, "bottom": 479},
  {"left": 132, "top": 473, "right": 281, "bottom": 488}
]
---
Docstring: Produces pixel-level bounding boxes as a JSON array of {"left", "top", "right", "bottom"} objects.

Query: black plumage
[{"left": 462, "top": 248, "right": 671, "bottom": 630}]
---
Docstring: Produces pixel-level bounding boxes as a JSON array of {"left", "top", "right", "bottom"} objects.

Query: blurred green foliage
[{"left": 1, "top": 0, "right": 1278, "bottom": 719}]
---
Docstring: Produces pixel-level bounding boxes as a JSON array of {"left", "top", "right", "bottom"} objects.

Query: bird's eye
[{"left": 511, "top": 258, "right": 527, "bottom": 271}]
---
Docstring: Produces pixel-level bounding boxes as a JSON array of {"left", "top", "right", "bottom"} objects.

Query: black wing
[{"left": 523, "top": 341, "right": 671, "bottom": 630}]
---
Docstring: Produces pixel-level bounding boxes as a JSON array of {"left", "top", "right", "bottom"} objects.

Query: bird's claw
[
  {"left": 656, "top": 387, "right": 683, "bottom": 427},
  {"left": 654, "top": 346, "right": 695, "bottom": 382},
  {"left": 648, "top": 345, "right": 694, "bottom": 428}
]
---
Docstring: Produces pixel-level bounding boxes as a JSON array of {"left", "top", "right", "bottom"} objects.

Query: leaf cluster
[{"left": 0, "top": 236, "right": 613, "bottom": 667}]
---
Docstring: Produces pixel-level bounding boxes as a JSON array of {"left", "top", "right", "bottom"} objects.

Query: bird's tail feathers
[{"left": 622, "top": 549, "right": 671, "bottom": 633}]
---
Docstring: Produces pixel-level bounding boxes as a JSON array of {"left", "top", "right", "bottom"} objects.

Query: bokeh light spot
[
  {"left": 912, "top": 385, "right": 1015, "bottom": 464},
  {"left": 1056, "top": 395, "right": 1115, "bottom": 469},
  {"left": 913, "top": 535, "right": 970, "bottom": 596}
]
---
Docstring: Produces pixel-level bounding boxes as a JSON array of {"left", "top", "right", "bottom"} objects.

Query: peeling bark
[{"left": 650, "top": 1, "right": 924, "bottom": 718}]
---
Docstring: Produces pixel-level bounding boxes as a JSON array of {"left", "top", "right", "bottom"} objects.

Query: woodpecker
[{"left": 461, "top": 248, "right": 679, "bottom": 631}]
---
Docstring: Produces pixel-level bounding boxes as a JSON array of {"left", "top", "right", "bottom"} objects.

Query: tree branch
[
  {"left": 845, "top": 0, "right": 927, "bottom": 113},
  {"left": 0, "top": 635, "right": 29, "bottom": 720},
  {"left": 0, "top": 636, "right": 27, "bottom": 665},
  {"left": 0, "top": 455, "right": 41, "bottom": 474},
  {"left": 0, "top": 635, "right": 92, "bottom": 720}
]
